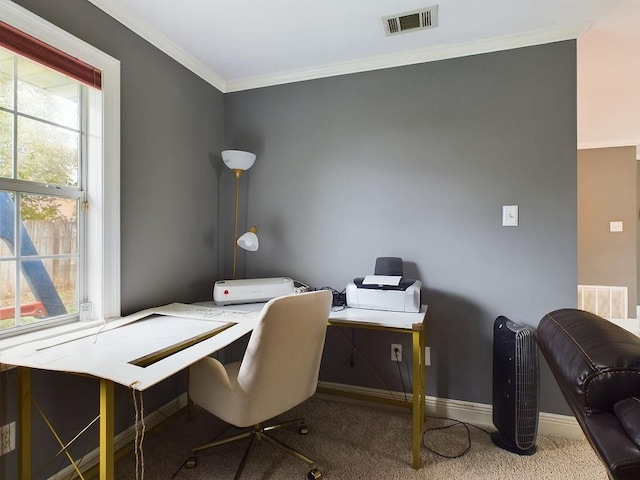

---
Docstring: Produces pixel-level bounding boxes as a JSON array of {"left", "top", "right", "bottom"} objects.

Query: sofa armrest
[{"left": 537, "top": 309, "right": 640, "bottom": 414}]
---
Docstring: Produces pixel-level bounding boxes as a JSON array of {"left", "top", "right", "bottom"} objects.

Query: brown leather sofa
[{"left": 536, "top": 309, "right": 640, "bottom": 479}]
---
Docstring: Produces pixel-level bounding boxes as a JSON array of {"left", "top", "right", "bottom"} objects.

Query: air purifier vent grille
[{"left": 514, "top": 327, "right": 539, "bottom": 449}]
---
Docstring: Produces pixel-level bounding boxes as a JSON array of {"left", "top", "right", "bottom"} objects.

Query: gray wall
[
  {"left": 225, "top": 43, "right": 578, "bottom": 413},
  {"left": 578, "top": 146, "right": 637, "bottom": 316},
  {"left": 2, "top": 1, "right": 224, "bottom": 478}
]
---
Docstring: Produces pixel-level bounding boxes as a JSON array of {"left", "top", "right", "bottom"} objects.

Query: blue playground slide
[{"left": 0, "top": 191, "right": 67, "bottom": 319}]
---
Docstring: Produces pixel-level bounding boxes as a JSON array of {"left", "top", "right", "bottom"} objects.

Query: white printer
[
  {"left": 213, "top": 277, "right": 294, "bottom": 305},
  {"left": 346, "top": 257, "right": 421, "bottom": 313}
]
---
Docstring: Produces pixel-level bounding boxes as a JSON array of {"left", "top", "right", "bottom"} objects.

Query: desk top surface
[
  {"left": 0, "top": 301, "right": 427, "bottom": 389},
  {"left": 328, "top": 305, "right": 427, "bottom": 330},
  {"left": 200, "top": 301, "right": 428, "bottom": 330}
]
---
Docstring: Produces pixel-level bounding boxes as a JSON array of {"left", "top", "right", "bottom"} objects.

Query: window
[
  {"left": 0, "top": 3, "right": 120, "bottom": 339},
  {"left": 0, "top": 49, "right": 84, "bottom": 331}
]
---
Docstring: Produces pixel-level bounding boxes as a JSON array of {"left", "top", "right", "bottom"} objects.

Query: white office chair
[{"left": 188, "top": 290, "right": 332, "bottom": 480}]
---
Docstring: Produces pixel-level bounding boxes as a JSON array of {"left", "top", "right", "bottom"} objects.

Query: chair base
[{"left": 189, "top": 417, "right": 320, "bottom": 479}]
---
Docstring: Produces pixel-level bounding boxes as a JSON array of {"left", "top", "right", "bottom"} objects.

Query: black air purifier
[{"left": 491, "top": 316, "right": 539, "bottom": 455}]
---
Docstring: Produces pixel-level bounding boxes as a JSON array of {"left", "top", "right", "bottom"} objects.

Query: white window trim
[{"left": 0, "top": 0, "right": 121, "bottom": 323}]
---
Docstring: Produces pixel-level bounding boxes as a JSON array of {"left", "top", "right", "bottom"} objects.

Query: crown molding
[
  {"left": 86, "top": 0, "right": 225, "bottom": 92},
  {"left": 225, "top": 24, "right": 587, "bottom": 92},
  {"left": 86, "top": 0, "right": 586, "bottom": 94}
]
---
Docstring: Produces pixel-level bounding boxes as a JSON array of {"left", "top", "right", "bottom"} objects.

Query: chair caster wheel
[
  {"left": 299, "top": 423, "right": 309, "bottom": 435},
  {"left": 185, "top": 456, "right": 197, "bottom": 469},
  {"left": 308, "top": 467, "right": 321, "bottom": 479}
]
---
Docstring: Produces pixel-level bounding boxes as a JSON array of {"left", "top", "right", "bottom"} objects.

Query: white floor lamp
[{"left": 222, "top": 150, "right": 258, "bottom": 279}]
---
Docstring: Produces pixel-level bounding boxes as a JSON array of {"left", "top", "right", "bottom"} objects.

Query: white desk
[
  {"left": 0, "top": 301, "right": 428, "bottom": 477},
  {"left": 0, "top": 303, "right": 261, "bottom": 480}
]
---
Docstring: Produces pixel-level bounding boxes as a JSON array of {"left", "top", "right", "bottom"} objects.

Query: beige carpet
[{"left": 115, "top": 396, "right": 607, "bottom": 480}]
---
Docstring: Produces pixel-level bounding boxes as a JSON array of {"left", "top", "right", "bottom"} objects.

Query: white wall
[{"left": 577, "top": 0, "right": 640, "bottom": 153}]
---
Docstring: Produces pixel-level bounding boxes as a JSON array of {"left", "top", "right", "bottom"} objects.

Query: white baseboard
[
  {"left": 48, "top": 393, "right": 189, "bottom": 480},
  {"left": 316, "top": 381, "right": 584, "bottom": 440}
]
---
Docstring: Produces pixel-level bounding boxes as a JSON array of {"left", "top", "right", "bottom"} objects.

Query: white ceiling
[{"left": 87, "top": 0, "right": 627, "bottom": 93}]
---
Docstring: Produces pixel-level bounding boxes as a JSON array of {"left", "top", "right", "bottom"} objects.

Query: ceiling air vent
[{"left": 382, "top": 5, "right": 438, "bottom": 37}]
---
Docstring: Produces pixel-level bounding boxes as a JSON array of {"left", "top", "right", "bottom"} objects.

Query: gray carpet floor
[{"left": 115, "top": 396, "right": 607, "bottom": 480}]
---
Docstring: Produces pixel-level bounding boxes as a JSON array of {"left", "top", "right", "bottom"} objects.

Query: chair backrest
[{"left": 237, "top": 290, "right": 332, "bottom": 421}]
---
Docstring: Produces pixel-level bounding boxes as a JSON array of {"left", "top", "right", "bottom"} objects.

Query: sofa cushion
[
  {"left": 537, "top": 309, "right": 640, "bottom": 414},
  {"left": 583, "top": 413, "right": 640, "bottom": 480},
  {"left": 614, "top": 397, "right": 640, "bottom": 448}
]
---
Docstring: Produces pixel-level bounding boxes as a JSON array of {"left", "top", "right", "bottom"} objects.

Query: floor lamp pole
[{"left": 232, "top": 168, "right": 244, "bottom": 280}]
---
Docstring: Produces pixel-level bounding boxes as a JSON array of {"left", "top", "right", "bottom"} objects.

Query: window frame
[{"left": 0, "top": 1, "right": 121, "bottom": 338}]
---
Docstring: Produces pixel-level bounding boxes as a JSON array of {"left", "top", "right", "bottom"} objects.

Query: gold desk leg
[
  {"left": 420, "top": 327, "right": 426, "bottom": 424},
  {"left": 412, "top": 329, "right": 422, "bottom": 469},
  {"left": 17, "top": 367, "right": 31, "bottom": 480},
  {"left": 100, "top": 379, "right": 114, "bottom": 480}
]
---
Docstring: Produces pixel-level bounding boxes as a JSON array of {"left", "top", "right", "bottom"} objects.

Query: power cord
[
  {"left": 389, "top": 347, "right": 492, "bottom": 459},
  {"left": 316, "top": 286, "right": 346, "bottom": 308},
  {"left": 394, "top": 347, "right": 408, "bottom": 402},
  {"left": 350, "top": 329, "right": 355, "bottom": 367},
  {"left": 294, "top": 281, "right": 347, "bottom": 309},
  {"left": 293, "top": 280, "right": 311, "bottom": 293},
  {"left": 422, "top": 415, "right": 492, "bottom": 458}
]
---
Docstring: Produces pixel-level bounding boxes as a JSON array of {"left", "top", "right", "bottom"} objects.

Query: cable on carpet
[
  {"left": 131, "top": 386, "right": 146, "bottom": 480},
  {"left": 388, "top": 343, "right": 493, "bottom": 459},
  {"left": 422, "top": 414, "right": 492, "bottom": 458}
]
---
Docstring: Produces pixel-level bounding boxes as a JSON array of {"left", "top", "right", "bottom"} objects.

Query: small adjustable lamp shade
[
  {"left": 237, "top": 226, "right": 259, "bottom": 251},
  {"left": 222, "top": 149, "right": 257, "bottom": 279}
]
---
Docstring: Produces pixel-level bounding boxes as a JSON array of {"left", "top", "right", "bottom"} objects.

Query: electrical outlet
[
  {"left": 391, "top": 343, "right": 402, "bottom": 362},
  {"left": 0, "top": 422, "right": 15, "bottom": 455},
  {"left": 425, "top": 347, "right": 431, "bottom": 366}
]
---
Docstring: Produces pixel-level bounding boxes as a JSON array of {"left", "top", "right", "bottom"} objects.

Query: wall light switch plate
[
  {"left": 502, "top": 205, "right": 518, "bottom": 226},
  {"left": 610, "top": 221, "right": 623, "bottom": 232}
]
